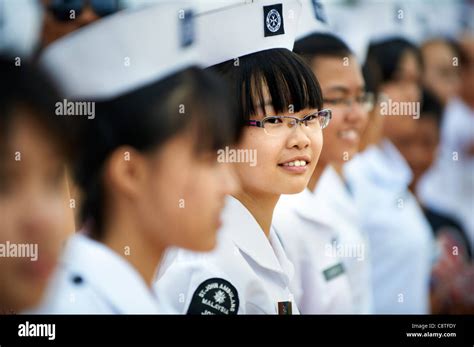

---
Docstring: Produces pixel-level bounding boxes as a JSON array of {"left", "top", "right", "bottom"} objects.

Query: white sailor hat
[
  {"left": 39, "top": 1, "right": 199, "bottom": 100},
  {"left": 364, "top": 1, "right": 422, "bottom": 46},
  {"left": 325, "top": 0, "right": 421, "bottom": 63},
  {"left": 296, "top": 0, "right": 331, "bottom": 41},
  {"left": 196, "top": 0, "right": 302, "bottom": 67}
]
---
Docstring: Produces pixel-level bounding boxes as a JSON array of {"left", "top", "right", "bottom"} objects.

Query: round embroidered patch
[
  {"left": 266, "top": 8, "right": 282, "bottom": 33},
  {"left": 187, "top": 278, "right": 239, "bottom": 315}
]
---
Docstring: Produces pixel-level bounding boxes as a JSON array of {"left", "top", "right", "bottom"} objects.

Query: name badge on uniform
[
  {"left": 323, "top": 262, "right": 345, "bottom": 281},
  {"left": 278, "top": 301, "right": 292, "bottom": 315}
]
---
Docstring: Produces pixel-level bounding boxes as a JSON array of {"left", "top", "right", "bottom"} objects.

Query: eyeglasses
[
  {"left": 323, "top": 92, "right": 375, "bottom": 112},
  {"left": 48, "top": 0, "right": 122, "bottom": 21},
  {"left": 246, "top": 109, "right": 332, "bottom": 137}
]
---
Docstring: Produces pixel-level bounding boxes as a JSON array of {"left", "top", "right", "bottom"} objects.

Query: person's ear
[{"left": 103, "top": 146, "right": 148, "bottom": 199}]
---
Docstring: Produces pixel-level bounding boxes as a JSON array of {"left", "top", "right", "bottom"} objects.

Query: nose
[
  {"left": 286, "top": 121, "right": 312, "bottom": 150},
  {"left": 20, "top": 192, "right": 60, "bottom": 244},
  {"left": 405, "top": 83, "right": 421, "bottom": 103},
  {"left": 345, "top": 99, "right": 368, "bottom": 125}
]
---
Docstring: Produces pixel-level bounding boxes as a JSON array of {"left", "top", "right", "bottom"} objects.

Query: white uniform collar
[
  {"left": 221, "top": 196, "right": 294, "bottom": 283},
  {"left": 352, "top": 140, "right": 413, "bottom": 190},
  {"left": 276, "top": 168, "right": 355, "bottom": 233},
  {"left": 315, "top": 165, "right": 358, "bottom": 224},
  {"left": 268, "top": 228, "right": 295, "bottom": 284},
  {"left": 446, "top": 96, "right": 474, "bottom": 116},
  {"left": 380, "top": 139, "right": 413, "bottom": 187},
  {"left": 62, "top": 233, "right": 160, "bottom": 313},
  {"left": 287, "top": 186, "right": 335, "bottom": 228}
]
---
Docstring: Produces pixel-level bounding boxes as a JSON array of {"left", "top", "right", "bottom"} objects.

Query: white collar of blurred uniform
[
  {"left": 195, "top": 0, "right": 302, "bottom": 67},
  {"left": 348, "top": 140, "right": 412, "bottom": 190},
  {"left": 313, "top": 165, "right": 359, "bottom": 223},
  {"left": 64, "top": 233, "right": 160, "bottom": 313},
  {"left": 39, "top": 1, "right": 201, "bottom": 101}
]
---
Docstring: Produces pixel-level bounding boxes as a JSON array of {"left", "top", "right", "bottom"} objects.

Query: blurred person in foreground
[
  {"left": 35, "top": 3, "right": 243, "bottom": 313},
  {"left": 0, "top": 57, "right": 73, "bottom": 313}
]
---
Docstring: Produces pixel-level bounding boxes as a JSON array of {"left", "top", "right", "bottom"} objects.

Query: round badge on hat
[{"left": 196, "top": 0, "right": 302, "bottom": 68}]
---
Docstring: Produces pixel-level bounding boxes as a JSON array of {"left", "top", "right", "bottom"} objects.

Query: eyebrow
[{"left": 324, "top": 85, "right": 366, "bottom": 94}]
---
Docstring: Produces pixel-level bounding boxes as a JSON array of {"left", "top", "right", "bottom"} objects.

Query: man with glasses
[{"left": 273, "top": 0, "right": 374, "bottom": 314}]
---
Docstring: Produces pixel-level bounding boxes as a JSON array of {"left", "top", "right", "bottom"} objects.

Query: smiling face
[
  {"left": 311, "top": 54, "right": 369, "bottom": 165},
  {"left": 233, "top": 84, "right": 323, "bottom": 197}
]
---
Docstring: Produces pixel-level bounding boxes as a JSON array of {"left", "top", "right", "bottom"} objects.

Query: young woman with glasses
[{"left": 154, "top": 0, "right": 330, "bottom": 315}]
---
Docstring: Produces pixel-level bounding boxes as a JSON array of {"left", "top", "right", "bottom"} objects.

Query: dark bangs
[{"left": 209, "top": 48, "right": 323, "bottom": 120}]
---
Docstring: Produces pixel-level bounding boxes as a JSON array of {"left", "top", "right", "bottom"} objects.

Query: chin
[
  {"left": 7, "top": 287, "right": 43, "bottom": 313},
  {"left": 185, "top": 233, "right": 217, "bottom": 253},
  {"left": 280, "top": 182, "right": 309, "bottom": 195},
  {"left": 347, "top": 146, "right": 358, "bottom": 157}
]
